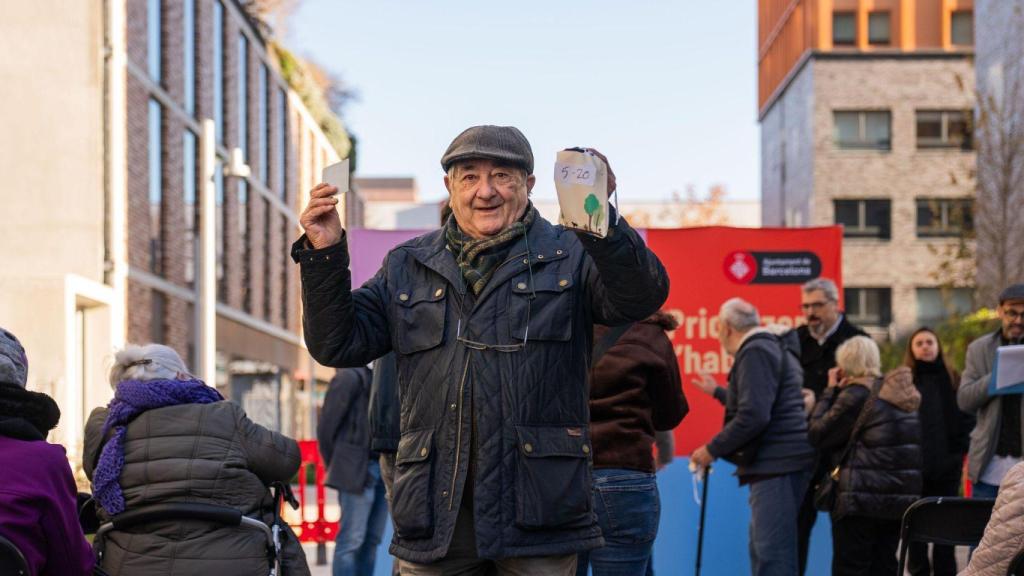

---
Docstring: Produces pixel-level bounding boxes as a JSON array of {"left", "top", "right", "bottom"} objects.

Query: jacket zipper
[{"left": 449, "top": 354, "right": 471, "bottom": 510}]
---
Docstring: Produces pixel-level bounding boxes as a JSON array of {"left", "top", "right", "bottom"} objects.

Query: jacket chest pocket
[
  {"left": 508, "top": 274, "right": 574, "bottom": 342},
  {"left": 513, "top": 425, "right": 592, "bottom": 530},
  {"left": 394, "top": 286, "right": 447, "bottom": 354}
]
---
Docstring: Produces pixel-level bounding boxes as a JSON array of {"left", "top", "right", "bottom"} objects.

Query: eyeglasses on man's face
[{"left": 800, "top": 300, "right": 834, "bottom": 311}]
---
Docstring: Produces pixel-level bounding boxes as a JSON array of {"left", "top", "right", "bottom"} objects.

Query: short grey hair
[
  {"left": 835, "top": 336, "right": 882, "bottom": 378},
  {"left": 108, "top": 344, "right": 191, "bottom": 388},
  {"left": 802, "top": 278, "right": 839, "bottom": 302},
  {"left": 720, "top": 297, "right": 761, "bottom": 331}
]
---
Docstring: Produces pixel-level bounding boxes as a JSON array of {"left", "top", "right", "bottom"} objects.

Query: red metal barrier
[{"left": 292, "top": 440, "right": 339, "bottom": 544}]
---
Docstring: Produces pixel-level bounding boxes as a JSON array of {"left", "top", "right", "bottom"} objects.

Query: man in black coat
[
  {"left": 294, "top": 125, "right": 669, "bottom": 575},
  {"left": 794, "top": 278, "right": 866, "bottom": 575},
  {"left": 318, "top": 366, "right": 388, "bottom": 576}
]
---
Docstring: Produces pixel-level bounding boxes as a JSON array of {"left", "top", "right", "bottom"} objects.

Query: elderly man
[
  {"left": 691, "top": 298, "right": 814, "bottom": 576},
  {"left": 958, "top": 283, "right": 1024, "bottom": 499},
  {"left": 792, "top": 277, "right": 865, "bottom": 574},
  {"left": 292, "top": 125, "right": 669, "bottom": 575}
]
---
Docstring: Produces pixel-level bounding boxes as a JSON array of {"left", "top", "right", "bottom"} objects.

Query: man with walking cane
[{"left": 691, "top": 299, "right": 814, "bottom": 576}]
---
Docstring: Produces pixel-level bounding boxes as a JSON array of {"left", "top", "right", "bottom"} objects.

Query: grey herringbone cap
[{"left": 440, "top": 125, "right": 534, "bottom": 174}]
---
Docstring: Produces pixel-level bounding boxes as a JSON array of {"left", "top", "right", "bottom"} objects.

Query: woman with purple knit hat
[
  {"left": 0, "top": 326, "right": 95, "bottom": 576},
  {"left": 83, "top": 343, "right": 311, "bottom": 575}
]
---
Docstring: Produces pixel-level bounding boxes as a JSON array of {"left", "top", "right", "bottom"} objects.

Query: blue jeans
[
  {"left": 333, "top": 460, "right": 389, "bottom": 576},
  {"left": 576, "top": 469, "right": 660, "bottom": 576},
  {"left": 748, "top": 468, "right": 810, "bottom": 576},
  {"left": 972, "top": 481, "right": 999, "bottom": 499}
]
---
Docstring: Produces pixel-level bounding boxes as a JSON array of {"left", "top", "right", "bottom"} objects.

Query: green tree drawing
[{"left": 584, "top": 193, "right": 600, "bottom": 231}]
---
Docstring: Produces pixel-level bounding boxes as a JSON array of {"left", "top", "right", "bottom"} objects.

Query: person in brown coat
[
  {"left": 84, "top": 344, "right": 310, "bottom": 576},
  {"left": 576, "top": 311, "right": 688, "bottom": 575},
  {"left": 961, "top": 461, "right": 1024, "bottom": 576}
]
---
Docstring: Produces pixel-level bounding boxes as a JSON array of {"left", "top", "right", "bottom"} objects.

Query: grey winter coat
[
  {"left": 84, "top": 401, "right": 309, "bottom": 576},
  {"left": 958, "top": 330, "right": 1022, "bottom": 483},
  {"left": 292, "top": 213, "right": 669, "bottom": 562}
]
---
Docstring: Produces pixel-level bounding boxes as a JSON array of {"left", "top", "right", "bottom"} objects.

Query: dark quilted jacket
[
  {"left": 707, "top": 330, "right": 816, "bottom": 477},
  {"left": 292, "top": 215, "right": 669, "bottom": 562},
  {"left": 808, "top": 367, "right": 923, "bottom": 520},
  {"left": 83, "top": 402, "right": 309, "bottom": 576}
]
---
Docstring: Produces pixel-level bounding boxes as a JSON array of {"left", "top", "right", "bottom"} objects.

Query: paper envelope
[{"left": 554, "top": 150, "right": 609, "bottom": 238}]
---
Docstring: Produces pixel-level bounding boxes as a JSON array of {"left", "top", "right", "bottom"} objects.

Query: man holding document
[
  {"left": 292, "top": 125, "right": 669, "bottom": 575},
  {"left": 958, "top": 283, "right": 1024, "bottom": 497}
]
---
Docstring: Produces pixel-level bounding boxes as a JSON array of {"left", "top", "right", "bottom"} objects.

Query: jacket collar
[{"left": 402, "top": 216, "right": 573, "bottom": 301}]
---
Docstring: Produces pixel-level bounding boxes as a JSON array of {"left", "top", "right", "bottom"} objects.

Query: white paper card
[
  {"left": 322, "top": 159, "right": 350, "bottom": 195},
  {"left": 554, "top": 150, "right": 609, "bottom": 238},
  {"left": 995, "top": 345, "right": 1024, "bottom": 390}
]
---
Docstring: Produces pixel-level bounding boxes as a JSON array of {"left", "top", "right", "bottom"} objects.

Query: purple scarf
[{"left": 93, "top": 378, "right": 223, "bottom": 515}]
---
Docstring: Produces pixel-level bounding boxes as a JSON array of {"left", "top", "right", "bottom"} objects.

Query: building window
[
  {"left": 239, "top": 181, "right": 250, "bottom": 312},
  {"left": 844, "top": 287, "right": 892, "bottom": 326},
  {"left": 280, "top": 219, "right": 289, "bottom": 328},
  {"left": 868, "top": 11, "right": 890, "bottom": 45},
  {"left": 183, "top": 0, "right": 195, "bottom": 114},
  {"left": 834, "top": 111, "right": 891, "bottom": 150},
  {"left": 148, "top": 99, "right": 163, "bottom": 275},
  {"left": 951, "top": 10, "right": 974, "bottom": 46},
  {"left": 147, "top": 0, "right": 161, "bottom": 82},
  {"left": 264, "top": 200, "right": 273, "bottom": 321},
  {"left": 834, "top": 199, "right": 891, "bottom": 239},
  {"left": 833, "top": 12, "right": 857, "bottom": 46},
  {"left": 184, "top": 130, "right": 197, "bottom": 286},
  {"left": 213, "top": 0, "right": 224, "bottom": 141},
  {"left": 277, "top": 88, "right": 288, "bottom": 199},
  {"left": 151, "top": 290, "right": 166, "bottom": 344},
  {"left": 215, "top": 163, "right": 225, "bottom": 299},
  {"left": 916, "top": 198, "right": 973, "bottom": 237},
  {"left": 916, "top": 110, "right": 972, "bottom": 150},
  {"left": 917, "top": 287, "right": 975, "bottom": 325},
  {"left": 237, "top": 33, "right": 248, "bottom": 160},
  {"left": 258, "top": 64, "right": 269, "bottom": 184}
]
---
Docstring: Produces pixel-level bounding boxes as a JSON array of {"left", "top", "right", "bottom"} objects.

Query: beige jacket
[{"left": 961, "top": 462, "right": 1024, "bottom": 576}]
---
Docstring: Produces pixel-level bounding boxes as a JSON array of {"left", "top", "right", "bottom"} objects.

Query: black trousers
[
  {"left": 797, "top": 462, "right": 825, "bottom": 575},
  {"left": 907, "top": 463, "right": 963, "bottom": 576},
  {"left": 831, "top": 515, "right": 900, "bottom": 576}
]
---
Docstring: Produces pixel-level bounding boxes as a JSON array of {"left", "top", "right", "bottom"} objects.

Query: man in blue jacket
[
  {"left": 692, "top": 298, "right": 815, "bottom": 576},
  {"left": 293, "top": 125, "right": 669, "bottom": 575}
]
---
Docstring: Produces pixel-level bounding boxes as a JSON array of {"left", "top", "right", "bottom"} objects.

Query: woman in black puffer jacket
[{"left": 809, "top": 336, "right": 922, "bottom": 576}]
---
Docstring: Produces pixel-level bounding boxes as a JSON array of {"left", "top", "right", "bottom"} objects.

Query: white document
[
  {"left": 554, "top": 150, "right": 609, "bottom": 238},
  {"left": 994, "top": 345, "right": 1024, "bottom": 391},
  {"left": 322, "top": 159, "right": 350, "bottom": 195}
]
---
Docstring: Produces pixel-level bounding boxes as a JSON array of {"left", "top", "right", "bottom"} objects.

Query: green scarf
[{"left": 445, "top": 203, "right": 537, "bottom": 295}]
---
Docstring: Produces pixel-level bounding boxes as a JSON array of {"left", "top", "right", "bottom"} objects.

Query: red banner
[{"left": 646, "top": 226, "right": 844, "bottom": 455}]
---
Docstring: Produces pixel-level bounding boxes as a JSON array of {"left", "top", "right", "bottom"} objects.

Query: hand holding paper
[
  {"left": 554, "top": 148, "right": 615, "bottom": 238},
  {"left": 988, "top": 345, "right": 1024, "bottom": 395}
]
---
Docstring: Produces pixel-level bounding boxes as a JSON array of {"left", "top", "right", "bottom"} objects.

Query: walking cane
[{"left": 694, "top": 463, "right": 711, "bottom": 576}]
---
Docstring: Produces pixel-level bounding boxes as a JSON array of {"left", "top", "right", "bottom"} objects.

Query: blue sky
[{"left": 287, "top": 1, "right": 759, "bottom": 203}]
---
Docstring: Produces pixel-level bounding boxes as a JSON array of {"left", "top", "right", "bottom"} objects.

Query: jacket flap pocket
[
  {"left": 396, "top": 285, "right": 447, "bottom": 307},
  {"left": 396, "top": 428, "right": 434, "bottom": 464},
  {"left": 515, "top": 425, "right": 589, "bottom": 458},
  {"left": 511, "top": 275, "right": 573, "bottom": 294}
]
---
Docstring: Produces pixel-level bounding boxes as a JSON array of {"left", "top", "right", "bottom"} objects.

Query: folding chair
[
  {"left": 897, "top": 496, "right": 996, "bottom": 575},
  {"left": 0, "top": 534, "right": 30, "bottom": 576}
]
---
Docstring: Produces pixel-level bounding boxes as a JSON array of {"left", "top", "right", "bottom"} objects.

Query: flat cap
[
  {"left": 440, "top": 125, "right": 534, "bottom": 174},
  {"left": 999, "top": 283, "right": 1024, "bottom": 304}
]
